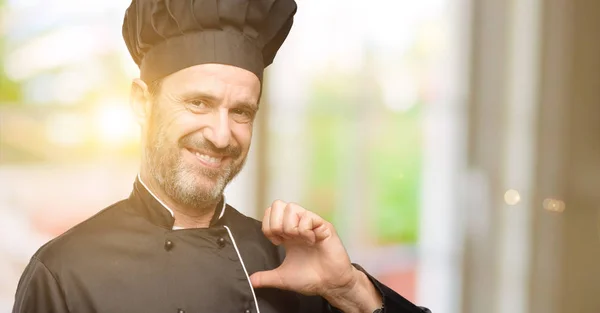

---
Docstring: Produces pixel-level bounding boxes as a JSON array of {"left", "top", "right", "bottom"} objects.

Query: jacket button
[
  {"left": 217, "top": 237, "right": 226, "bottom": 248},
  {"left": 164, "top": 240, "right": 174, "bottom": 251},
  {"left": 244, "top": 310, "right": 251, "bottom": 313},
  {"left": 177, "top": 309, "right": 185, "bottom": 313}
]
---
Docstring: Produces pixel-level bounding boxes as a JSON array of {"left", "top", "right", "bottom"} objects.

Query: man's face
[{"left": 142, "top": 64, "right": 261, "bottom": 209}]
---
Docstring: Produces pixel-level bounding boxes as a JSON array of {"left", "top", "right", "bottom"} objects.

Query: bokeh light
[
  {"left": 543, "top": 198, "right": 566, "bottom": 213},
  {"left": 504, "top": 189, "right": 521, "bottom": 206}
]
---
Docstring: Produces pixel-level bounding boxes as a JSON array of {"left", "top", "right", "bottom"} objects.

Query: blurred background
[{"left": 1, "top": 0, "right": 599, "bottom": 312}]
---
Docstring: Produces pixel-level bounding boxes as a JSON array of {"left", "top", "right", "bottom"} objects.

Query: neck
[{"left": 138, "top": 171, "right": 220, "bottom": 229}]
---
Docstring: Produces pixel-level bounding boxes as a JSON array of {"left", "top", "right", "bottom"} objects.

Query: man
[{"left": 13, "top": 1, "right": 430, "bottom": 312}]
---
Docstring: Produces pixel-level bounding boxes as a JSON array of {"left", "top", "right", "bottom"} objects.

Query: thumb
[{"left": 250, "top": 270, "right": 284, "bottom": 289}]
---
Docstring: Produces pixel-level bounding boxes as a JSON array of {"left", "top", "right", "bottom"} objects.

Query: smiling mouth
[{"left": 186, "top": 148, "right": 226, "bottom": 168}]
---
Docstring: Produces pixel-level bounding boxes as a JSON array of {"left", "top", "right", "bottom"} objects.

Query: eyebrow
[
  {"left": 233, "top": 102, "right": 259, "bottom": 113},
  {"left": 180, "top": 90, "right": 258, "bottom": 108}
]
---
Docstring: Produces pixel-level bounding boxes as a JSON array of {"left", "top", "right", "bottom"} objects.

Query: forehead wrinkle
[
  {"left": 178, "top": 75, "right": 226, "bottom": 100},
  {"left": 162, "top": 66, "right": 260, "bottom": 107}
]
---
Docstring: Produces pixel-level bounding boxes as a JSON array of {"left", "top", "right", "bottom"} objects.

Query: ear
[{"left": 130, "top": 78, "right": 152, "bottom": 127}]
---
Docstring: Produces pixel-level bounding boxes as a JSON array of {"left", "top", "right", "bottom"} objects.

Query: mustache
[{"left": 180, "top": 135, "right": 241, "bottom": 158}]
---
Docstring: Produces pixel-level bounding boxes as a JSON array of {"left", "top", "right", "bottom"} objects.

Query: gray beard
[{"left": 145, "top": 125, "right": 244, "bottom": 212}]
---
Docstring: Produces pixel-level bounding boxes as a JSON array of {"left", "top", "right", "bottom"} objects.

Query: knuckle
[
  {"left": 287, "top": 202, "right": 304, "bottom": 212},
  {"left": 299, "top": 209, "right": 310, "bottom": 218},
  {"left": 271, "top": 225, "right": 283, "bottom": 235},
  {"left": 272, "top": 199, "right": 286, "bottom": 208},
  {"left": 262, "top": 225, "right": 271, "bottom": 235},
  {"left": 283, "top": 224, "right": 296, "bottom": 234}
]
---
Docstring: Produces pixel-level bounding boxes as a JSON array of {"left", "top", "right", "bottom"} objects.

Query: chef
[{"left": 13, "top": 1, "right": 430, "bottom": 312}]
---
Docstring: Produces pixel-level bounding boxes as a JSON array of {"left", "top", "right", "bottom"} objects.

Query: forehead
[{"left": 160, "top": 63, "right": 261, "bottom": 102}]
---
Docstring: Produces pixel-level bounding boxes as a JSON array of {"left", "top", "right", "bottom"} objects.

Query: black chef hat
[{"left": 122, "top": 0, "right": 297, "bottom": 83}]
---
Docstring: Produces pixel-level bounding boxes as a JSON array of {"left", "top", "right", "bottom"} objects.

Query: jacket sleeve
[
  {"left": 326, "top": 263, "right": 431, "bottom": 313},
  {"left": 12, "top": 257, "right": 70, "bottom": 313}
]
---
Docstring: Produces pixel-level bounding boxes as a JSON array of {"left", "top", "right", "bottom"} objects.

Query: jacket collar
[{"left": 128, "top": 175, "right": 226, "bottom": 229}]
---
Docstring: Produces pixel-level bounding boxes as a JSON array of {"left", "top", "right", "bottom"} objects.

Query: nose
[{"left": 202, "top": 109, "right": 231, "bottom": 149}]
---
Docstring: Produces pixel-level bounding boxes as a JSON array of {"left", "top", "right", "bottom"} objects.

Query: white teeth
[{"left": 194, "top": 152, "right": 222, "bottom": 164}]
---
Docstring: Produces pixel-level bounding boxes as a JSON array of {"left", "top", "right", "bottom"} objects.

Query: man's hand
[{"left": 249, "top": 200, "right": 382, "bottom": 313}]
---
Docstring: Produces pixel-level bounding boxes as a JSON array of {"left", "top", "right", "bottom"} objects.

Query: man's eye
[
  {"left": 189, "top": 100, "right": 207, "bottom": 107},
  {"left": 232, "top": 109, "right": 254, "bottom": 122},
  {"left": 232, "top": 109, "right": 249, "bottom": 116}
]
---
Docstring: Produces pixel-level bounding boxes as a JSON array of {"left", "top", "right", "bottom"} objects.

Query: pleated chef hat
[{"left": 122, "top": 0, "right": 297, "bottom": 83}]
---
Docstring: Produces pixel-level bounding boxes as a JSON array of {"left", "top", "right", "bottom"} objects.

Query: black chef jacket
[{"left": 13, "top": 178, "right": 430, "bottom": 313}]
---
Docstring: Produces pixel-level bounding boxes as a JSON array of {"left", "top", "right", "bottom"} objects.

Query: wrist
[{"left": 324, "top": 267, "right": 383, "bottom": 313}]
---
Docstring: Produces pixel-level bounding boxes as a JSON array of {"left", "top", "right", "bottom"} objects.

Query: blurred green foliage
[
  {"left": 369, "top": 107, "right": 421, "bottom": 244},
  {"left": 303, "top": 69, "right": 422, "bottom": 245}
]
